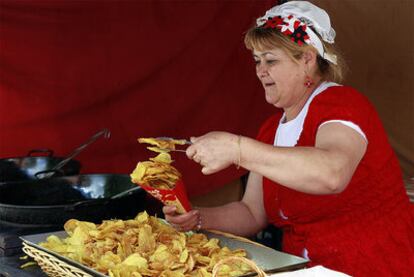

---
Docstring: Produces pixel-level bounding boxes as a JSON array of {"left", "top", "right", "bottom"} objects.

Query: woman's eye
[
  {"left": 266, "top": 60, "right": 277, "bottom": 65},
  {"left": 254, "top": 60, "right": 260, "bottom": 65}
]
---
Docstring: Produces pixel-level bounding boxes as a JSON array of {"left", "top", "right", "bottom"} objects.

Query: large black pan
[
  {"left": 0, "top": 174, "right": 147, "bottom": 225},
  {"left": 0, "top": 149, "right": 81, "bottom": 183},
  {"left": 0, "top": 129, "right": 111, "bottom": 183}
]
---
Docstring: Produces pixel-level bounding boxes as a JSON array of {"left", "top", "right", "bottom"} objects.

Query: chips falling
[
  {"left": 39, "top": 212, "right": 252, "bottom": 277},
  {"left": 131, "top": 138, "right": 184, "bottom": 189},
  {"left": 131, "top": 159, "right": 181, "bottom": 190}
]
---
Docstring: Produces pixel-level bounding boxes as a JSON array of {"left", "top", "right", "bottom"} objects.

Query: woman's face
[{"left": 253, "top": 47, "right": 307, "bottom": 110}]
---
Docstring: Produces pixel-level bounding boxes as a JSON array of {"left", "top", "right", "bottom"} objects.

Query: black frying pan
[
  {"left": 0, "top": 129, "right": 111, "bottom": 183},
  {"left": 0, "top": 149, "right": 81, "bottom": 183},
  {"left": 0, "top": 174, "right": 147, "bottom": 225}
]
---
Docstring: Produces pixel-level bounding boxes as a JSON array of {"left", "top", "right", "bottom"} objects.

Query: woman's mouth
[{"left": 264, "top": 82, "right": 275, "bottom": 87}]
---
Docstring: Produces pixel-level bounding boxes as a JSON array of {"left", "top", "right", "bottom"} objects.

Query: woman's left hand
[
  {"left": 186, "top": 131, "right": 239, "bottom": 175},
  {"left": 163, "top": 205, "right": 201, "bottom": 232}
]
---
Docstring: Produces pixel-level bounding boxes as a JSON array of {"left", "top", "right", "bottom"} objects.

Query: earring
[{"left": 304, "top": 75, "right": 314, "bottom": 88}]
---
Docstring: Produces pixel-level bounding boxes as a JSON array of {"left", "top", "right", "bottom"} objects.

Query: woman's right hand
[
  {"left": 163, "top": 205, "right": 201, "bottom": 232},
  {"left": 186, "top": 131, "right": 240, "bottom": 175}
]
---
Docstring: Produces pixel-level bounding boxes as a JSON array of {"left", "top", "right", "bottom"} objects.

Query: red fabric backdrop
[{"left": 0, "top": 0, "right": 276, "bottom": 196}]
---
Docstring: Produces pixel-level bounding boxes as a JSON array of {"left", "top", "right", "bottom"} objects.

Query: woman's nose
[{"left": 256, "top": 64, "right": 268, "bottom": 78}]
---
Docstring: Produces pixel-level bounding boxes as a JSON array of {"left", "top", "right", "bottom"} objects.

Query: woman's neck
[{"left": 284, "top": 78, "right": 323, "bottom": 122}]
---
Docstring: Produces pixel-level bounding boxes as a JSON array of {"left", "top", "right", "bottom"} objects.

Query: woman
[{"left": 164, "top": 1, "right": 414, "bottom": 276}]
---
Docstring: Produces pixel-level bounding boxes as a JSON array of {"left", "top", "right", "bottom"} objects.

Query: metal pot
[
  {"left": 0, "top": 174, "right": 147, "bottom": 225},
  {"left": 0, "top": 149, "right": 81, "bottom": 184}
]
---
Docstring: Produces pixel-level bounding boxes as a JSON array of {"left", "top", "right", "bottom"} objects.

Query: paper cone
[{"left": 138, "top": 179, "right": 191, "bottom": 214}]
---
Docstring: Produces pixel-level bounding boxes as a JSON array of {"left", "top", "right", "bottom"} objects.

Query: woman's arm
[
  {"left": 187, "top": 122, "right": 367, "bottom": 195},
  {"left": 163, "top": 172, "right": 268, "bottom": 236},
  {"left": 241, "top": 122, "right": 367, "bottom": 194}
]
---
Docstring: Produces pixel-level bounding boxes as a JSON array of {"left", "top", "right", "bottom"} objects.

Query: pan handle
[
  {"left": 110, "top": 186, "right": 142, "bottom": 200},
  {"left": 53, "top": 129, "right": 110, "bottom": 172},
  {"left": 35, "top": 169, "right": 64, "bottom": 179},
  {"left": 42, "top": 129, "right": 111, "bottom": 178},
  {"left": 27, "top": 149, "right": 54, "bottom": 157},
  {"left": 65, "top": 198, "right": 110, "bottom": 211},
  {"left": 64, "top": 187, "right": 143, "bottom": 211}
]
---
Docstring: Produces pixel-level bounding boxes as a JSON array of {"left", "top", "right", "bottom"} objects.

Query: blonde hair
[{"left": 244, "top": 26, "right": 347, "bottom": 83}]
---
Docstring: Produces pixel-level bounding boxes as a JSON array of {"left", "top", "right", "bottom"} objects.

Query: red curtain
[{"left": 0, "top": 0, "right": 276, "bottom": 196}]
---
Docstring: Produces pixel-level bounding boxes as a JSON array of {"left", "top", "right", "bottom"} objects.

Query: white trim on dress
[{"left": 273, "top": 82, "right": 367, "bottom": 147}]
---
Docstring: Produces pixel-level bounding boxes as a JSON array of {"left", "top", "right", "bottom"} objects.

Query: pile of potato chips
[
  {"left": 39, "top": 211, "right": 253, "bottom": 277},
  {"left": 130, "top": 138, "right": 185, "bottom": 189}
]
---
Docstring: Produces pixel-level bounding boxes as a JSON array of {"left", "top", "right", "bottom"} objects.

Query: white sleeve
[{"left": 318, "top": 120, "right": 368, "bottom": 142}]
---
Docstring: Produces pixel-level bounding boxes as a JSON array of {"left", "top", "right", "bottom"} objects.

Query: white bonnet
[
  {"left": 257, "top": 1, "right": 336, "bottom": 43},
  {"left": 256, "top": 1, "right": 337, "bottom": 63}
]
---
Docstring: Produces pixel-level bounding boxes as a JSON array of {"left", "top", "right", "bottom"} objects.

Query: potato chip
[
  {"left": 39, "top": 211, "right": 253, "bottom": 277},
  {"left": 150, "top": 152, "right": 173, "bottom": 163},
  {"left": 138, "top": 137, "right": 186, "bottom": 152},
  {"left": 147, "top": 146, "right": 170, "bottom": 153},
  {"left": 131, "top": 138, "right": 193, "bottom": 214},
  {"left": 130, "top": 141, "right": 181, "bottom": 190}
]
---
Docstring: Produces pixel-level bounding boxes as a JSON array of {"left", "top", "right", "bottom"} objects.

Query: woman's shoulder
[
  {"left": 315, "top": 84, "right": 372, "bottom": 106},
  {"left": 310, "top": 84, "right": 378, "bottom": 118},
  {"left": 306, "top": 84, "right": 380, "bottom": 137}
]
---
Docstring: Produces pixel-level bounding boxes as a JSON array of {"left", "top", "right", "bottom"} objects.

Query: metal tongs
[
  {"left": 155, "top": 136, "right": 192, "bottom": 153},
  {"left": 36, "top": 129, "right": 111, "bottom": 178}
]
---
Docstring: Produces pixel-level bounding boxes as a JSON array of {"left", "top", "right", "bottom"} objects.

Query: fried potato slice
[
  {"left": 39, "top": 211, "right": 253, "bottom": 277},
  {"left": 138, "top": 137, "right": 186, "bottom": 151},
  {"left": 130, "top": 160, "right": 180, "bottom": 189}
]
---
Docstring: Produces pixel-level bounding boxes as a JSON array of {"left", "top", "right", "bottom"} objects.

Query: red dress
[{"left": 257, "top": 85, "right": 414, "bottom": 276}]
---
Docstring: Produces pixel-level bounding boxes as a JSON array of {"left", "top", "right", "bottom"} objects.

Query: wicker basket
[
  {"left": 22, "top": 231, "right": 274, "bottom": 277},
  {"left": 22, "top": 242, "right": 93, "bottom": 277},
  {"left": 212, "top": 256, "right": 267, "bottom": 277}
]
